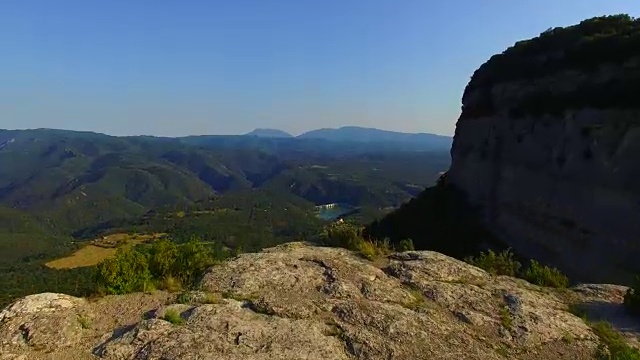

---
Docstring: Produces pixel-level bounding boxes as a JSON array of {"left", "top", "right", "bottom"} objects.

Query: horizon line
[{"left": 0, "top": 125, "right": 454, "bottom": 138}]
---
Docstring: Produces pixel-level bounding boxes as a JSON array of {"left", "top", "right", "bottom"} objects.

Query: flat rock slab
[{"left": 2, "top": 242, "right": 637, "bottom": 359}]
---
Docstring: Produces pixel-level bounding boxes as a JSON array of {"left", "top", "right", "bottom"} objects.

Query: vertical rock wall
[
  {"left": 448, "top": 15, "right": 640, "bottom": 282},
  {"left": 449, "top": 107, "right": 640, "bottom": 282}
]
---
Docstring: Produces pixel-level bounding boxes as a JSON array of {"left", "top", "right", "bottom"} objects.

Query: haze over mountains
[
  {"left": 0, "top": 127, "right": 451, "bottom": 230},
  {"left": 244, "top": 128, "right": 293, "bottom": 138},
  {"left": 243, "top": 126, "right": 452, "bottom": 153},
  {"left": 4, "top": 12, "right": 640, "bottom": 360},
  {"left": 245, "top": 125, "right": 451, "bottom": 143}
]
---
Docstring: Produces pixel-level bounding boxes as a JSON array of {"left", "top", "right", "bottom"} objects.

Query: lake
[{"left": 315, "top": 203, "right": 360, "bottom": 221}]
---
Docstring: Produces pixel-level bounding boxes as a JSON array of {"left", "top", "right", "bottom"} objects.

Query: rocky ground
[{"left": 1, "top": 242, "right": 638, "bottom": 359}]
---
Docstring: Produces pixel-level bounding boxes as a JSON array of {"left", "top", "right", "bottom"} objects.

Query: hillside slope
[
  {"left": 244, "top": 128, "right": 293, "bottom": 138},
  {"left": 0, "top": 129, "right": 449, "bottom": 231},
  {"left": 447, "top": 15, "right": 640, "bottom": 283},
  {"left": 298, "top": 126, "right": 452, "bottom": 150},
  {"left": 3, "top": 242, "right": 632, "bottom": 359}
]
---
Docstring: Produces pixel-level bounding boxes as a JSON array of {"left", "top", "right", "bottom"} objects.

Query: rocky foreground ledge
[{"left": 1, "top": 242, "right": 637, "bottom": 359}]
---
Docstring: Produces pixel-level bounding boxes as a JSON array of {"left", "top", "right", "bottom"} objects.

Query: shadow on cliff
[
  {"left": 364, "top": 173, "right": 512, "bottom": 260},
  {"left": 573, "top": 301, "right": 640, "bottom": 340},
  {"left": 93, "top": 324, "right": 137, "bottom": 356}
]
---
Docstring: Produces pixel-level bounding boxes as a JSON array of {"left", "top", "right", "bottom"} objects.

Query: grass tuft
[
  {"left": 163, "top": 309, "right": 184, "bottom": 325},
  {"left": 161, "top": 276, "right": 183, "bottom": 293},
  {"left": 77, "top": 314, "right": 92, "bottom": 329},
  {"left": 500, "top": 307, "right": 512, "bottom": 331}
]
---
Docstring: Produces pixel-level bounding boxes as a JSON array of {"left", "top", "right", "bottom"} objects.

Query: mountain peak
[
  {"left": 296, "top": 126, "right": 452, "bottom": 150},
  {"left": 244, "top": 128, "right": 292, "bottom": 138}
]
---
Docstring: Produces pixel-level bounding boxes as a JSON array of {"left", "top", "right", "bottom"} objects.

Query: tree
[
  {"left": 95, "top": 247, "right": 152, "bottom": 294},
  {"left": 148, "top": 239, "right": 178, "bottom": 278}
]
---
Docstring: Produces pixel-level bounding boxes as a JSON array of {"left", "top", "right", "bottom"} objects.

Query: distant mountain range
[
  {"left": 244, "top": 129, "right": 293, "bottom": 138},
  {"left": 0, "top": 127, "right": 451, "bottom": 231},
  {"left": 297, "top": 126, "right": 450, "bottom": 144},
  {"left": 243, "top": 126, "right": 452, "bottom": 149}
]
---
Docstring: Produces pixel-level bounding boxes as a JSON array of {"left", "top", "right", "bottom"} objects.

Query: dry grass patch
[{"left": 45, "top": 233, "right": 165, "bottom": 269}]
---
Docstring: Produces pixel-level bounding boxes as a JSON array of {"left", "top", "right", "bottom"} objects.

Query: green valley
[{"left": 0, "top": 128, "right": 450, "bottom": 306}]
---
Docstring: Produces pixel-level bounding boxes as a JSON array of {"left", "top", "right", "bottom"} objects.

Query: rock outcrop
[
  {"left": 2, "top": 242, "right": 637, "bottom": 359},
  {"left": 448, "top": 15, "right": 640, "bottom": 283}
]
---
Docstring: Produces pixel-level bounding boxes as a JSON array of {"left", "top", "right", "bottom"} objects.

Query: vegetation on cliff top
[
  {"left": 461, "top": 14, "right": 640, "bottom": 119},
  {"left": 465, "top": 249, "right": 569, "bottom": 288},
  {"left": 365, "top": 174, "right": 505, "bottom": 259},
  {"left": 95, "top": 238, "right": 225, "bottom": 295}
]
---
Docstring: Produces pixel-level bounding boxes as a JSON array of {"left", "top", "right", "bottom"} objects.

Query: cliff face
[{"left": 448, "top": 15, "right": 640, "bottom": 283}]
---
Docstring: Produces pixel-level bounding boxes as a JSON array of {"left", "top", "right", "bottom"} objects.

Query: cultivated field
[{"left": 45, "top": 233, "right": 165, "bottom": 269}]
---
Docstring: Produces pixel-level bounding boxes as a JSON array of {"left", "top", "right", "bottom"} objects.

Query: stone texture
[
  {"left": 2, "top": 243, "right": 635, "bottom": 359},
  {"left": 0, "top": 293, "right": 91, "bottom": 353},
  {"left": 449, "top": 62, "right": 640, "bottom": 283}
]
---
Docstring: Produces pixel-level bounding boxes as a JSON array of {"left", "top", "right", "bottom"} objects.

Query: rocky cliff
[
  {"left": 2, "top": 242, "right": 634, "bottom": 359},
  {"left": 448, "top": 15, "right": 640, "bottom": 283}
]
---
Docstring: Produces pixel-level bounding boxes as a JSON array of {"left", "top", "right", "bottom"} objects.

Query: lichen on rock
[
  {"left": 0, "top": 293, "right": 92, "bottom": 353},
  {"left": 1, "top": 243, "right": 634, "bottom": 359}
]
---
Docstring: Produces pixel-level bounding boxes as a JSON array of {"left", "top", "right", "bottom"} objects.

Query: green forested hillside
[
  {"left": 364, "top": 175, "right": 507, "bottom": 259},
  {"left": 462, "top": 14, "right": 640, "bottom": 119},
  {"left": 0, "top": 128, "right": 450, "bottom": 307},
  {"left": 0, "top": 129, "right": 450, "bottom": 231}
]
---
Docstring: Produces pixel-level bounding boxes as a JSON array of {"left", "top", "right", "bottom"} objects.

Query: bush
[
  {"left": 321, "top": 222, "right": 392, "bottom": 260},
  {"left": 591, "top": 321, "right": 640, "bottom": 359},
  {"left": 176, "top": 291, "right": 193, "bottom": 304},
  {"left": 163, "top": 309, "right": 184, "bottom": 325},
  {"left": 173, "top": 237, "right": 216, "bottom": 284},
  {"left": 322, "top": 222, "right": 363, "bottom": 249},
  {"left": 465, "top": 249, "right": 521, "bottom": 276},
  {"left": 148, "top": 239, "right": 178, "bottom": 278},
  {"left": 521, "top": 260, "right": 569, "bottom": 288},
  {"left": 160, "top": 275, "right": 183, "bottom": 293},
  {"left": 95, "top": 247, "right": 152, "bottom": 295},
  {"left": 465, "top": 250, "right": 570, "bottom": 288},
  {"left": 624, "top": 276, "right": 640, "bottom": 315},
  {"left": 95, "top": 237, "right": 218, "bottom": 295},
  {"left": 398, "top": 238, "right": 415, "bottom": 252}
]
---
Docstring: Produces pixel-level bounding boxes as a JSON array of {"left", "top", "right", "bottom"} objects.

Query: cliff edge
[
  {"left": 448, "top": 15, "right": 640, "bottom": 283},
  {"left": 1, "top": 242, "right": 636, "bottom": 359}
]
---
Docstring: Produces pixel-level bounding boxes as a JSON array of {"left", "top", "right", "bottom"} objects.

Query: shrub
[
  {"left": 398, "top": 238, "right": 415, "bottom": 252},
  {"left": 322, "top": 222, "right": 363, "bottom": 249},
  {"left": 160, "top": 275, "right": 183, "bottom": 293},
  {"left": 148, "top": 239, "right": 178, "bottom": 278},
  {"left": 321, "top": 222, "right": 391, "bottom": 260},
  {"left": 356, "top": 240, "right": 378, "bottom": 260},
  {"left": 465, "top": 249, "right": 521, "bottom": 276},
  {"left": 202, "top": 292, "right": 222, "bottom": 304},
  {"left": 95, "top": 237, "right": 217, "bottom": 295},
  {"left": 521, "top": 260, "right": 569, "bottom": 288},
  {"left": 77, "top": 314, "right": 92, "bottom": 329},
  {"left": 624, "top": 276, "right": 640, "bottom": 315},
  {"left": 499, "top": 307, "right": 513, "bottom": 330},
  {"left": 176, "top": 292, "right": 193, "bottom": 304},
  {"left": 95, "top": 247, "right": 152, "bottom": 295},
  {"left": 173, "top": 237, "right": 216, "bottom": 285},
  {"left": 163, "top": 309, "right": 184, "bottom": 325},
  {"left": 591, "top": 321, "right": 640, "bottom": 359}
]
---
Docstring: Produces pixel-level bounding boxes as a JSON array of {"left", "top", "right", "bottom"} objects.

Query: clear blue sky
[{"left": 1, "top": 1, "right": 638, "bottom": 136}]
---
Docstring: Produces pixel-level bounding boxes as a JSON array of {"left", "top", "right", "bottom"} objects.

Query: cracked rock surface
[{"left": 1, "top": 242, "right": 635, "bottom": 359}]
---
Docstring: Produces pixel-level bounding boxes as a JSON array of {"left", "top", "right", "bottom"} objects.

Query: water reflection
[{"left": 315, "top": 203, "right": 359, "bottom": 221}]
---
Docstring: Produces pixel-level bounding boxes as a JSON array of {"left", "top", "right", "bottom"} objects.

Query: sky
[{"left": 1, "top": 1, "right": 639, "bottom": 137}]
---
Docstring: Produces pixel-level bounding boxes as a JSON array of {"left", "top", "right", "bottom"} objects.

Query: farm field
[{"left": 45, "top": 233, "right": 165, "bottom": 269}]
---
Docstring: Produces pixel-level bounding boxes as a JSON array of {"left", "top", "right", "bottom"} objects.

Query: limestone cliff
[
  {"left": 2, "top": 242, "right": 632, "bottom": 359},
  {"left": 448, "top": 15, "right": 640, "bottom": 283}
]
